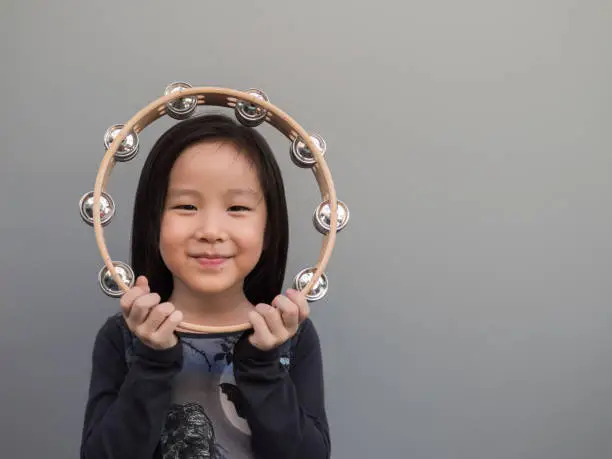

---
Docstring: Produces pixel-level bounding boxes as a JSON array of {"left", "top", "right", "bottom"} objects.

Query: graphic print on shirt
[
  {"left": 219, "top": 362, "right": 251, "bottom": 436},
  {"left": 159, "top": 333, "right": 255, "bottom": 459},
  {"left": 160, "top": 402, "right": 225, "bottom": 459}
]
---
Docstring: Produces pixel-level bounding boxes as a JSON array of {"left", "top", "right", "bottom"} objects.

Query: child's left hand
[{"left": 248, "top": 289, "right": 310, "bottom": 351}]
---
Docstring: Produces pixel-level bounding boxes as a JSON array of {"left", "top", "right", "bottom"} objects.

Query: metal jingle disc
[
  {"left": 290, "top": 133, "right": 326, "bottom": 168},
  {"left": 293, "top": 267, "right": 329, "bottom": 302},
  {"left": 79, "top": 190, "right": 115, "bottom": 227},
  {"left": 98, "top": 261, "right": 135, "bottom": 298},
  {"left": 235, "top": 88, "right": 269, "bottom": 127},
  {"left": 103, "top": 124, "right": 139, "bottom": 162},
  {"left": 164, "top": 81, "right": 198, "bottom": 120},
  {"left": 313, "top": 199, "right": 349, "bottom": 235}
]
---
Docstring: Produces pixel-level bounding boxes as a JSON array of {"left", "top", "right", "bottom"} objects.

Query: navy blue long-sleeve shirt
[{"left": 80, "top": 313, "right": 330, "bottom": 459}]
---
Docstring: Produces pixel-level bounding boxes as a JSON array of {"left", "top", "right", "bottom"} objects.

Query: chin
[{"left": 182, "top": 273, "right": 243, "bottom": 296}]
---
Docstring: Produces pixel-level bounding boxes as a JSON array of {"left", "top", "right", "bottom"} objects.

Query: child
[{"left": 80, "top": 114, "right": 331, "bottom": 459}]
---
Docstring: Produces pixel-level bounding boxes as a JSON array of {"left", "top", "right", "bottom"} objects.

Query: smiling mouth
[{"left": 192, "top": 255, "right": 230, "bottom": 267}]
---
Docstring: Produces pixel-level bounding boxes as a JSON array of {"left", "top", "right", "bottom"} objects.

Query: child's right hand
[{"left": 119, "top": 275, "right": 183, "bottom": 350}]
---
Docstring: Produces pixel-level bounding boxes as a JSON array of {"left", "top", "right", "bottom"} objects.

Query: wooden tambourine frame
[{"left": 91, "top": 85, "right": 341, "bottom": 333}]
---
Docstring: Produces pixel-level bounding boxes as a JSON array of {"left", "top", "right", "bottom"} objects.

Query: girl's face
[{"left": 159, "top": 140, "right": 267, "bottom": 298}]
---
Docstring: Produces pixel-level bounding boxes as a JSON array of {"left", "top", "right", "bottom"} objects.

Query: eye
[
  {"left": 173, "top": 204, "right": 197, "bottom": 211},
  {"left": 228, "top": 205, "right": 251, "bottom": 212}
]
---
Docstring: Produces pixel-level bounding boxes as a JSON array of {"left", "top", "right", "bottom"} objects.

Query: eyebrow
[
  {"left": 167, "top": 188, "right": 200, "bottom": 198},
  {"left": 167, "top": 187, "right": 260, "bottom": 198},
  {"left": 226, "top": 188, "right": 260, "bottom": 197}
]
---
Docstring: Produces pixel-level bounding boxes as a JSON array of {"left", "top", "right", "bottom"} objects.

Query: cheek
[
  {"left": 159, "top": 215, "right": 188, "bottom": 257},
  {"left": 238, "top": 216, "right": 266, "bottom": 251}
]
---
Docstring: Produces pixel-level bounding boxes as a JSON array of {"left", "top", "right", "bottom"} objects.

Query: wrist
[
  {"left": 133, "top": 336, "right": 182, "bottom": 364},
  {"left": 148, "top": 335, "right": 178, "bottom": 351},
  {"left": 235, "top": 331, "right": 282, "bottom": 362}
]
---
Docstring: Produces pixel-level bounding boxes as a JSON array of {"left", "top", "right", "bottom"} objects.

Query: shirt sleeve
[
  {"left": 79, "top": 315, "right": 183, "bottom": 459},
  {"left": 232, "top": 318, "right": 331, "bottom": 459}
]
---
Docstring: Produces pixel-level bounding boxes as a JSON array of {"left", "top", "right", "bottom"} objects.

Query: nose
[{"left": 193, "top": 212, "right": 227, "bottom": 243}]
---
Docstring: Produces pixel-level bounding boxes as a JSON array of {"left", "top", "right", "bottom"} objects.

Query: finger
[
  {"left": 248, "top": 309, "right": 276, "bottom": 349},
  {"left": 119, "top": 287, "right": 148, "bottom": 317},
  {"left": 140, "top": 302, "right": 175, "bottom": 335},
  {"left": 150, "top": 309, "right": 183, "bottom": 344},
  {"left": 135, "top": 275, "right": 149, "bottom": 289},
  {"left": 128, "top": 292, "right": 161, "bottom": 326},
  {"left": 119, "top": 276, "right": 150, "bottom": 313},
  {"left": 131, "top": 276, "right": 150, "bottom": 297},
  {"left": 256, "top": 302, "right": 288, "bottom": 338},
  {"left": 286, "top": 288, "right": 310, "bottom": 322},
  {"left": 272, "top": 295, "right": 299, "bottom": 331}
]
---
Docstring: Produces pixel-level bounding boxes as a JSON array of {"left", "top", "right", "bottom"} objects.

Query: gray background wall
[{"left": 1, "top": 0, "right": 612, "bottom": 458}]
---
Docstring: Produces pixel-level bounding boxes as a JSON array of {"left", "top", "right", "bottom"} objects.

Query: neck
[{"left": 168, "top": 280, "right": 253, "bottom": 327}]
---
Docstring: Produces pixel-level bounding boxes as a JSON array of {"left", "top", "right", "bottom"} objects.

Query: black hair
[{"left": 130, "top": 113, "right": 289, "bottom": 306}]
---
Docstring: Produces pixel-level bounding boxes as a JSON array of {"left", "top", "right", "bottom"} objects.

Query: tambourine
[{"left": 79, "top": 82, "right": 350, "bottom": 333}]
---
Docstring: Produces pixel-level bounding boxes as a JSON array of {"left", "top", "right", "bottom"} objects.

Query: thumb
[{"left": 135, "top": 275, "right": 150, "bottom": 291}]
